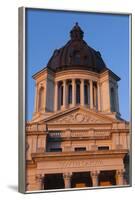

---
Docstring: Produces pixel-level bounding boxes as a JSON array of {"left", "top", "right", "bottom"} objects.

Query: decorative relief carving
[
  {"left": 54, "top": 112, "right": 104, "bottom": 124},
  {"left": 63, "top": 172, "right": 72, "bottom": 179}
]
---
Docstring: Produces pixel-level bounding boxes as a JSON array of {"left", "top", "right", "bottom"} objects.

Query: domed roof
[{"left": 47, "top": 23, "right": 106, "bottom": 73}]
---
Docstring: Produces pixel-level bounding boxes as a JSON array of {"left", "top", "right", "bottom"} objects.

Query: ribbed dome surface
[{"left": 47, "top": 23, "right": 106, "bottom": 73}]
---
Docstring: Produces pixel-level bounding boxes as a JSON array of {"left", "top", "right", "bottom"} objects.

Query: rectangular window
[
  {"left": 75, "top": 147, "right": 86, "bottom": 151},
  {"left": 98, "top": 146, "right": 109, "bottom": 150},
  {"left": 50, "top": 148, "right": 62, "bottom": 152}
]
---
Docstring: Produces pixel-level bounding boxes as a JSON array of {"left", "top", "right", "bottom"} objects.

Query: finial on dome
[{"left": 70, "top": 22, "right": 84, "bottom": 40}]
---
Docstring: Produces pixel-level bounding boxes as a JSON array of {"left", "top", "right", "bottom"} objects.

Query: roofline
[
  {"left": 100, "top": 67, "right": 121, "bottom": 81},
  {"left": 32, "top": 66, "right": 120, "bottom": 82},
  {"left": 32, "top": 67, "right": 54, "bottom": 79}
]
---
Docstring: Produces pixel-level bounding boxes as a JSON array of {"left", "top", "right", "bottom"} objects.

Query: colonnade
[
  {"left": 54, "top": 79, "right": 101, "bottom": 111},
  {"left": 34, "top": 169, "right": 124, "bottom": 190}
]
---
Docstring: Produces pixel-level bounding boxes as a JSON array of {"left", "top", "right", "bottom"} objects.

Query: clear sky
[{"left": 26, "top": 8, "right": 130, "bottom": 121}]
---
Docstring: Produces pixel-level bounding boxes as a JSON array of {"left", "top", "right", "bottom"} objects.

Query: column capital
[
  {"left": 91, "top": 170, "right": 100, "bottom": 177},
  {"left": 63, "top": 79, "right": 67, "bottom": 83},
  {"left": 116, "top": 169, "right": 125, "bottom": 176},
  {"left": 63, "top": 172, "right": 72, "bottom": 180},
  {"left": 55, "top": 80, "right": 59, "bottom": 85},
  {"left": 90, "top": 170, "right": 100, "bottom": 187},
  {"left": 89, "top": 79, "right": 93, "bottom": 83},
  {"left": 116, "top": 169, "right": 125, "bottom": 185},
  {"left": 72, "top": 78, "right": 76, "bottom": 82},
  {"left": 35, "top": 174, "right": 44, "bottom": 182}
]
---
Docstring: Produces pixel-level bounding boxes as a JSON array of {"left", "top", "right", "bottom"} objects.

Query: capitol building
[{"left": 26, "top": 23, "right": 130, "bottom": 191}]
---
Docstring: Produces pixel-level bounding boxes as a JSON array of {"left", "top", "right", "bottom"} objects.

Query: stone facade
[{"left": 26, "top": 23, "right": 130, "bottom": 191}]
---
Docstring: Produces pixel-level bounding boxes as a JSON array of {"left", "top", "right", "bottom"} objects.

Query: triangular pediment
[{"left": 43, "top": 107, "right": 116, "bottom": 124}]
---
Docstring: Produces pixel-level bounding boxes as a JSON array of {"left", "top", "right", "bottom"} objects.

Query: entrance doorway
[
  {"left": 44, "top": 173, "right": 64, "bottom": 190},
  {"left": 98, "top": 170, "right": 116, "bottom": 186},
  {"left": 71, "top": 172, "right": 92, "bottom": 188}
]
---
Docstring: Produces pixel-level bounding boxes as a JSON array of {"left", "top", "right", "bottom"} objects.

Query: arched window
[
  {"left": 84, "top": 83, "right": 89, "bottom": 105},
  {"left": 76, "top": 82, "right": 80, "bottom": 104},
  {"left": 110, "top": 88, "right": 116, "bottom": 112},
  {"left": 58, "top": 83, "right": 63, "bottom": 108},
  {"left": 38, "top": 87, "right": 44, "bottom": 111},
  {"left": 60, "top": 85, "right": 63, "bottom": 106},
  {"left": 93, "top": 82, "right": 97, "bottom": 108},
  {"left": 68, "top": 84, "right": 72, "bottom": 104}
]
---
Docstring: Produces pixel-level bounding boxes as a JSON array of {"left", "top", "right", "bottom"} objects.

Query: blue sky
[{"left": 26, "top": 8, "right": 130, "bottom": 121}]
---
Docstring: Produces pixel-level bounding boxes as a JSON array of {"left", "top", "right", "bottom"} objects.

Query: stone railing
[{"left": 48, "top": 129, "right": 111, "bottom": 139}]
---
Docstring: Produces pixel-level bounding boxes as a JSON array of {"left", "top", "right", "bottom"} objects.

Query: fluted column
[
  {"left": 63, "top": 172, "right": 72, "bottom": 188},
  {"left": 90, "top": 80, "right": 93, "bottom": 109},
  {"left": 72, "top": 79, "right": 76, "bottom": 107},
  {"left": 80, "top": 79, "right": 84, "bottom": 106},
  {"left": 91, "top": 171, "right": 99, "bottom": 187},
  {"left": 63, "top": 80, "right": 67, "bottom": 109},
  {"left": 54, "top": 81, "right": 58, "bottom": 112},
  {"left": 116, "top": 169, "right": 124, "bottom": 185},
  {"left": 97, "top": 82, "right": 101, "bottom": 111}
]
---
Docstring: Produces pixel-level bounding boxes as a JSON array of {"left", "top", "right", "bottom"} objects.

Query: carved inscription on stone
[{"left": 38, "top": 159, "right": 104, "bottom": 170}]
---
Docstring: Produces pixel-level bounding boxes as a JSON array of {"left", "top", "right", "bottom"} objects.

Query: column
[
  {"left": 63, "top": 172, "right": 72, "bottom": 188},
  {"left": 72, "top": 79, "right": 76, "bottom": 107},
  {"left": 91, "top": 171, "right": 99, "bottom": 187},
  {"left": 35, "top": 174, "right": 44, "bottom": 190},
  {"left": 89, "top": 80, "right": 93, "bottom": 109},
  {"left": 97, "top": 82, "right": 101, "bottom": 111},
  {"left": 54, "top": 81, "right": 58, "bottom": 112},
  {"left": 80, "top": 79, "right": 84, "bottom": 106},
  {"left": 63, "top": 80, "right": 67, "bottom": 109},
  {"left": 34, "top": 83, "right": 38, "bottom": 113},
  {"left": 116, "top": 169, "right": 124, "bottom": 185}
]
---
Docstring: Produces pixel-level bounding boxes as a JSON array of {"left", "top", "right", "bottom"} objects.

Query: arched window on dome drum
[
  {"left": 58, "top": 83, "right": 63, "bottom": 108},
  {"left": 76, "top": 81, "right": 80, "bottom": 104},
  {"left": 60, "top": 85, "right": 63, "bottom": 106},
  {"left": 84, "top": 82, "right": 89, "bottom": 105},
  {"left": 93, "top": 82, "right": 98, "bottom": 109},
  {"left": 110, "top": 87, "right": 116, "bottom": 112},
  {"left": 68, "top": 84, "right": 72, "bottom": 104},
  {"left": 38, "top": 87, "right": 44, "bottom": 111}
]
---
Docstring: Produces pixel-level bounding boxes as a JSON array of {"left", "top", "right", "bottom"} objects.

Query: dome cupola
[
  {"left": 70, "top": 22, "right": 84, "bottom": 40},
  {"left": 47, "top": 23, "right": 106, "bottom": 72}
]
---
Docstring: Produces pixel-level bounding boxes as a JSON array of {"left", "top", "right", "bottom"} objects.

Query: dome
[{"left": 47, "top": 23, "right": 106, "bottom": 73}]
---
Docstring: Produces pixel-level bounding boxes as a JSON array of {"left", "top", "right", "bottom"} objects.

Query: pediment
[{"left": 44, "top": 107, "right": 115, "bottom": 124}]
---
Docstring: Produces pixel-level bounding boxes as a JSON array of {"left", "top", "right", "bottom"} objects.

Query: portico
[{"left": 27, "top": 149, "right": 126, "bottom": 191}]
